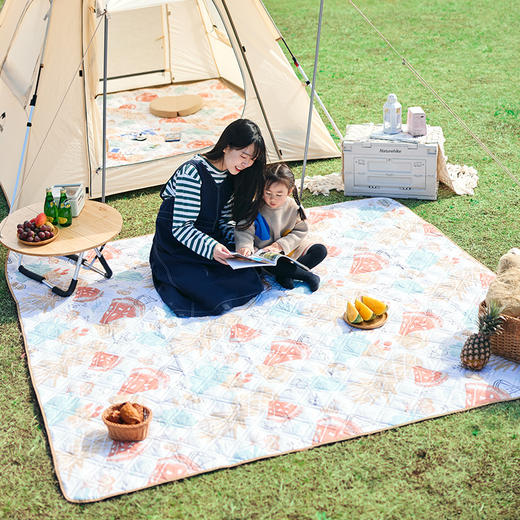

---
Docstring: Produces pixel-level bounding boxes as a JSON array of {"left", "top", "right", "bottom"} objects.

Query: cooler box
[
  {"left": 51, "top": 183, "right": 86, "bottom": 217},
  {"left": 342, "top": 124, "right": 439, "bottom": 200}
]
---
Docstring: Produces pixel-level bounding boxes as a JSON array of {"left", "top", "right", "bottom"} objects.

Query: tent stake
[{"left": 300, "top": 0, "right": 324, "bottom": 196}]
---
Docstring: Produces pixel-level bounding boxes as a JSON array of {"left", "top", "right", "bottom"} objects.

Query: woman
[{"left": 149, "top": 119, "right": 266, "bottom": 317}]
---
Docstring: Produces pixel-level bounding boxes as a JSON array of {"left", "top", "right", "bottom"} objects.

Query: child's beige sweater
[{"left": 234, "top": 198, "right": 311, "bottom": 258}]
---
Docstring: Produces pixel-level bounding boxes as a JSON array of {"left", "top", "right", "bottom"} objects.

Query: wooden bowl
[
  {"left": 18, "top": 225, "right": 59, "bottom": 246},
  {"left": 343, "top": 312, "right": 388, "bottom": 330}
]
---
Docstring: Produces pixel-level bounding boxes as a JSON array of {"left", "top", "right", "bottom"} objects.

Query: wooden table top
[{"left": 0, "top": 200, "right": 123, "bottom": 257}]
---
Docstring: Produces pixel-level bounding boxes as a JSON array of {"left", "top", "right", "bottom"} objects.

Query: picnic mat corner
[{"left": 6, "top": 197, "right": 520, "bottom": 502}]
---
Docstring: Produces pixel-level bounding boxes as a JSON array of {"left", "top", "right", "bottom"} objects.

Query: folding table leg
[
  {"left": 18, "top": 251, "right": 85, "bottom": 297},
  {"left": 94, "top": 247, "right": 113, "bottom": 279},
  {"left": 64, "top": 247, "right": 112, "bottom": 279}
]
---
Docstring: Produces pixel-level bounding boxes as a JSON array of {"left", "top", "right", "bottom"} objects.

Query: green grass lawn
[{"left": 1, "top": 0, "right": 519, "bottom": 518}]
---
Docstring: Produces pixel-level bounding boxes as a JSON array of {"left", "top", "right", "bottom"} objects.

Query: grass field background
[{"left": 0, "top": 0, "right": 519, "bottom": 518}]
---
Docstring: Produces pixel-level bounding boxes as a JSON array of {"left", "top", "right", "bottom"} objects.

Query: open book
[{"left": 227, "top": 249, "right": 309, "bottom": 271}]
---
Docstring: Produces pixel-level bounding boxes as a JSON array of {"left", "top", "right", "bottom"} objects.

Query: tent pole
[
  {"left": 259, "top": 0, "right": 342, "bottom": 141},
  {"left": 10, "top": 105, "right": 35, "bottom": 214},
  {"left": 290, "top": 60, "right": 342, "bottom": 141},
  {"left": 300, "top": 0, "right": 324, "bottom": 196},
  {"left": 101, "top": 11, "right": 108, "bottom": 204},
  {"left": 220, "top": 1, "right": 282, "bottom": 161},
  {"left": 8, "top": 1, "right": 54, "bottom": 214}
]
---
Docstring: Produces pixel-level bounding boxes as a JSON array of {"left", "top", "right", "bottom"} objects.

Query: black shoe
[
  {"left": 270, "top": 258, "right": 320, "bottom": 292},
  {"left": 297, "top": 244, "right": 328, "bottom": 270},
  {"left": 299, "top": 271, "right": 320, "bottom": 292},
  {"left": 276, "top": 276, "right": 295, "bottom": 289}
]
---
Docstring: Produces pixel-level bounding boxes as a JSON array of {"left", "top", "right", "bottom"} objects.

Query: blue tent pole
[
  {"left": 10, "top": 105, "right": 35, "bottom": 214},
  {"left": 9, "top": 1, "right": 54, "bottom": 214},
  {"left": 300, "top": 0, "right": 324, "bottom": 196}
]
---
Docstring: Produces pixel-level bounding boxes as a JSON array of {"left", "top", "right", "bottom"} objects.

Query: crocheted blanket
[{"left": 6, "top": 198, "right": 519, "bottom": 502}]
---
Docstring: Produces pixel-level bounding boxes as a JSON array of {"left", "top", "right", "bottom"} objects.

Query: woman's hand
[
  {"left": 212, "top": 243, "right": 232, "bottom": 264},
  {"left": 263, "top": 243, "right": 283, "bottom": 253},
  {"left": 237, "top": 247, "right": 253, "bottom": 256}
]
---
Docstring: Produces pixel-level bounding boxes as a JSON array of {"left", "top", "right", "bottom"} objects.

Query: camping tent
[{"left": 0, "top": 0, "right": 339, "bottom": 209}]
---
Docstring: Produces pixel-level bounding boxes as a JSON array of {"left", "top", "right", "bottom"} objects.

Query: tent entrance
[
  {"left": 95, "top": 4, "right": 172, "bottom": 94},
  {"left": 0, "top": 0, "right": 339, "bottom": 209},
  {"left": 95, "top": 78, "right": 244, "bottom": 168}
]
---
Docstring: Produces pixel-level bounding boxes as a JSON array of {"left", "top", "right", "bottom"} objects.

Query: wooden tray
[
  {"left": 18, "top": 225, "right": 59, "bottom": 246},
  {"left": 343, "top": 312, "right": 388, "bottom": 330}
]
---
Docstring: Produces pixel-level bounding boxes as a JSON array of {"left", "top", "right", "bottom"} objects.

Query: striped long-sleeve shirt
[{"left": 161, "top": 155, "right": 235, "bottom": 259}]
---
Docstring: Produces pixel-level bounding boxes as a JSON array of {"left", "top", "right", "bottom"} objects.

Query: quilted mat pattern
[
  {"left": 97, "top": 79, "right": 244, "bottom": 167},
  {"left": 6, "top": 198, "right": 520, "bottom": 502}
]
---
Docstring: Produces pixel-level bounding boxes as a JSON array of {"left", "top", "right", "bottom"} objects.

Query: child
[{"left": 234, "top": 163, "right": 327, "bottom": 291}]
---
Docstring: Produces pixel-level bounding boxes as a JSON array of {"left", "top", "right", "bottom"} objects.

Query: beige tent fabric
[
  {"left": 226, "top": 0, "right": 338, "bottom": 163},
  {"left": 94, "top": 4, "right": 171, "bottom": 93},
  {"left": 169, "top": 0, "right": 222, "bottom": 84},
  {"left": 15, "top": 1, "right": 88, "bottom": 209},
  {"left": 102, "top": 0, "right": 180, "bottom": 11},
  {"left": 0, "top": 81, "right": 29, "bottom": 204},
  {"left": 0, "top": 0, "right": 35, "bottom": 65},
  {"left": 0, "top": 0, "right": 49, "bottom": 106},
  {"left": 1, "top": 0, "right": 339, "bottom": 207}
]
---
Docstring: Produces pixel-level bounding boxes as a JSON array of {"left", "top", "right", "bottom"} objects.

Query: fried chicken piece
[
  {"left": 106, "top": 409, "right": 121, "bottom": 424},
  {"left": 132, "top": 403, "right": 145, "bottom": 422},
  {"left": 119, "top": 402, "right": 142, "bottom": 424}
]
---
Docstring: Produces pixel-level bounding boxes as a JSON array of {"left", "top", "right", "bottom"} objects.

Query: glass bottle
[
  {"left": 58, "top": 188, "right": 72, "bottom": 227},
  {"left": 43, "top": 187, "right": 59, "bottom": 224}
]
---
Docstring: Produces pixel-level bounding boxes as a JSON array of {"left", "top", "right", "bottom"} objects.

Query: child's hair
[
  {"left": 264, "top": 163, "right": 306, "bottom": 220},
  {"left": 205, "top": 119, "right": 266, "bottom": 230}
]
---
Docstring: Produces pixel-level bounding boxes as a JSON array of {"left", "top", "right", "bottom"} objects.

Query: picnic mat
[
  {"left": 6, "top": 198, "right": 520, "bottom": 503},
  {"left": 97, "top": 78, "right": 244, "bottom": 167}
]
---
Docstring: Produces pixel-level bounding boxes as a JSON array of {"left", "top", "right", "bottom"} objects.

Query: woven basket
[
  {"left": 479, "top": 301, "right": 520, "bottom": 363},
  {"left": 102, "top": 403, "right": 152, "bottom": 442}
]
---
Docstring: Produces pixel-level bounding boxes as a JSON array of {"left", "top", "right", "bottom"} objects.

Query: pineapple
[{"left": 460, "top": 301, "right": 504, "bottom": 370}]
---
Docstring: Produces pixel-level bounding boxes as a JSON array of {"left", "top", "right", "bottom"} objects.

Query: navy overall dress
[{"left": 149, "top": 160, "right": 264, "bottom": 317}]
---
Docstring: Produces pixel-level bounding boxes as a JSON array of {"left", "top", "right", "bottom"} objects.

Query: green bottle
[
  {"left": 43, "top": 187, "right": 59, "bottom": 224},
  {"left": 58, "top": 188, "right": 72, "bottom": 227}
]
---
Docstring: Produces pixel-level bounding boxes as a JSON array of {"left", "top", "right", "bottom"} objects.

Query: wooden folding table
[{"left": 0, "top": 200, "right": 122, "bottom": 297}]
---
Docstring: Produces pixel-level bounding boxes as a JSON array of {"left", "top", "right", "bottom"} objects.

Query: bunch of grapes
[{"left": 17, "top": 220, "right": 55, "bottom": 243}]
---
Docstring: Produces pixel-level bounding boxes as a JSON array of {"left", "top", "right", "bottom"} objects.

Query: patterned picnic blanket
[
  {"left": 97, "top": 79, "right": 244, "bottom": 167},
  {"left": 6, "top": 198, "right": 519, "bottom": 502}
]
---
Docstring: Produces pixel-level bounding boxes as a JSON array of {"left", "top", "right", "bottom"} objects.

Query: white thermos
[{"left": 383, "top": 93, "right": 402, "bottom": 134}]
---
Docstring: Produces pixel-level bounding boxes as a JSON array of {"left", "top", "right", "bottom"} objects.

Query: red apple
[{"left": 35, "top": 212, "right": 47, "bottom": 228}]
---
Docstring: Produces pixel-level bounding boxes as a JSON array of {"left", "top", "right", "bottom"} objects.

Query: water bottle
[{"left": 383, "top": 93, "right": 402, "bottom": 134}]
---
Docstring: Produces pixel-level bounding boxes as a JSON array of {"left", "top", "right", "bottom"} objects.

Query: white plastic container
[
  {"left": 51, "top": 183, "right": 86, "bottom": 217},
  {"left": 342, "top": 125, "right": 438, "bottom": 200},
  {"left": 383, "top": 93, "right": 402, "bottom": 134}
]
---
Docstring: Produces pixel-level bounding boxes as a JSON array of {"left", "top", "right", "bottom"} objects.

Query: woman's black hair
[
  {"left": 204, "top": 119, "right": 266, "bottom": 230},
  {"left": 264, "top": 163, "right": 307, "bottom": 220}
]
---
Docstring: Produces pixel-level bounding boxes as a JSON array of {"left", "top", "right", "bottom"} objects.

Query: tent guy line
[
  {"left": 258, "top": 0, "right": 342, "bottom": 141},
  {"left": 348, "top": 0, "right": 519, "bottom": 188}
]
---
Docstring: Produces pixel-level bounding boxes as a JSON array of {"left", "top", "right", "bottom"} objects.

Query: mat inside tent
[
  {"left": 97, "top": 79, "right": 244, "bottom": 168},
  {"left": 6, "top": 198, "right": 519, "bottom": 503}
]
